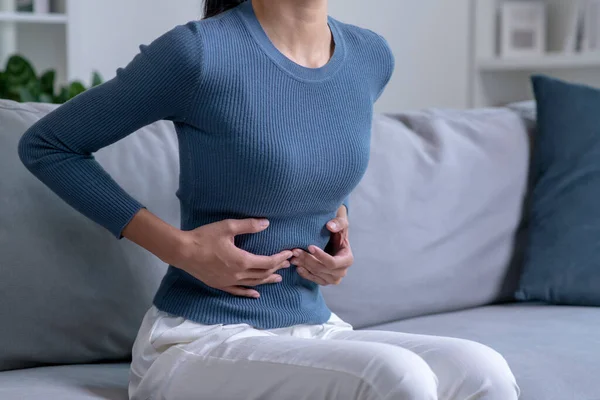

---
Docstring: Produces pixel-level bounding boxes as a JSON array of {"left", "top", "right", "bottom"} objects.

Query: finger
[
  {"left": 243, "top": 261, "right": 291, "bottom": 279},
  {"left": 222, "top": 286, "right": 260, "bottom": 299},
  {"left": 270, "top": 250, "right": 294, "bottom": 264},
  {"left": 326, "top": 217, "right": 349, "bottom": 233},
  {"left": 234, "top": 249, "right": 293, "bottom": 270},
  {"left": 328, "top": 246, "right": 354, "bottom": 269},
  {"left": 291, "top": 251, "right": 336, "bottom": 277},
  {"left": 220, "top": 218, "right": 270, "bottom": 236},
  {"left": 307, "top": 246, "right": 337, "bottom": 268},
  {"left": 290, "top": 249, "right": 311, "bottom": 269},
  {"left": 326, "top": 231, "right": 345, "bottom": 255},
  {"left": 297, "top": 267, "right": 330, "bottom": 286},
  {"left": 269, "top": 260, "right": 292, "bottom": 271},
  {"left": 297, "top": 261, "right": 345, "bottom": 285},
  {"left": 238, "top": 274, "right": 283, "bottom": 287},
  {"left": 290, "top": 249, "right": 304, "bottom": 266},
  {"left": 332, "top": 246, "right": 353, "bottom": 258}
]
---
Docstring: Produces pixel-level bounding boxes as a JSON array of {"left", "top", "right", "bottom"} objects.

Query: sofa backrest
[
  {"left": 0, "top": 100, "right": 180, "bottom": 371},
  {"left": 321, "top": 108, "right": 531, "bottom": 328},
  {"left": 0, "top": 99, "right": 532, "bottom": 371}
]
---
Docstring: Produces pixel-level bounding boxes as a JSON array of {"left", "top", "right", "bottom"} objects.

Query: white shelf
[
  {"left": 478, "top": 53, "right": 600, "bottom": 71},
  {"left": 0, "top": 11, "right": 67, "bottom": 24},
  {"left": 471, "top": 0, "right": 600, "bottom": 107}
]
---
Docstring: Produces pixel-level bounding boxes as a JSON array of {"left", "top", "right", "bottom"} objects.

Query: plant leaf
[
  {"left": 1, "top": 55, "right": 102, "bottom": 103},
  {"left": 17, "top": 86, "right": 38, "bottom": 103},
  {"left": 91, "top": 71, "right": 103, "bottom": 87},
  {"left": 39, "top": 93, "right": 54, "bottom": 103},
  {"left": 68, "top": 81, "right": 87, "bottom": 99},
  {"left": 25, "top": 80, "right": 41, "bottom": 99},
  {"left": 40, "top": 70, "right": 56, "bottom": 97},
  {"left": 5, "top": 55, "right": 37, "bottom": 90},
  {"left": 54, "top": 87, "right": 70, "bottom": 104},
  {"left": 0, "top": 72, "right": 7, "bottom": 97}
]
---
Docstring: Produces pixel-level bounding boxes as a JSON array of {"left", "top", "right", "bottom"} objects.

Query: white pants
[{"left": 129, "top": 307, "right": 519, "bottom": 400}]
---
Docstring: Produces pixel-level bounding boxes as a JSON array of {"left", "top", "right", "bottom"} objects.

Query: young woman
[{"left": 18, "top": 0, "right": 520, "bottom": 399}]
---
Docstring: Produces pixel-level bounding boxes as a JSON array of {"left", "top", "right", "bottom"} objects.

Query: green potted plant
[{"left": 0, "top": 55, "right": 103, "bottom": 104}]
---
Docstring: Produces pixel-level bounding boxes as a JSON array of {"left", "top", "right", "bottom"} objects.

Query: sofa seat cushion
[
  {"left": 370, "top": 304, "right": 600, "bottom": 400},
  {"left": 0, "top": 364, "right": 129, "bottom": 400}
]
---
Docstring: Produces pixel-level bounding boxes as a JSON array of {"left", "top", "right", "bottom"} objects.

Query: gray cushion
[
  {"left": 322, "top": 109, "right": 530, "bottom": 328},
  {"left": 371, "top": 304, "right": 600, "bottom": 400},
  {"left": 0, "top": 100, "right": 179, "bottom": 371},
  {"left": 0, "top": 364, "right": 129, "bottom": 400}
]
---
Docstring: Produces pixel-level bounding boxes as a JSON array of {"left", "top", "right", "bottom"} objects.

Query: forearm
[
  {"left": 18, "top": 119, "right": 145, "bottom": 238},
  {"left": 122, "top": 208, "right": 184, "bottom": 266}
]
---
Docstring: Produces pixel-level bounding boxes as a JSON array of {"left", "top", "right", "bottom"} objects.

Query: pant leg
[
  {"left": 129, "top": 307, "right": 438, "bottom": 400},
  {"left": 323, "top": 321, "right": 520, "bottom": 400}
]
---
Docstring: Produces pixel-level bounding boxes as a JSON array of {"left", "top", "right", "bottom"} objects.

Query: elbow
[
  {"left": 18, "top": 129, "right": 37, "bottom": 170},
  {"left": 19, "top": 120, "right": 87, "bottom": 176},
  {"left": 18, "top": 122, "right": 49, "bottom": 173}
]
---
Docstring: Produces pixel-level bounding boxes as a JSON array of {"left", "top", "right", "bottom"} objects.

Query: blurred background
[{"left": 1, "top": 0, "right": 599, "bottom": 113}]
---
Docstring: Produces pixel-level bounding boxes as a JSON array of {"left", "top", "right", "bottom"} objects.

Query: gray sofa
[{"left": 1, "top": 99, "right": 598, "bottom": 400}]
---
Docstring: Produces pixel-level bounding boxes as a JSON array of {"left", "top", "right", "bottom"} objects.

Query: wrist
[
  {"left": 161, "top": 228, "right": 190, "bottom": 267},
  {"left": 122, "top": 208, "right": 187, "bottom": 266}
]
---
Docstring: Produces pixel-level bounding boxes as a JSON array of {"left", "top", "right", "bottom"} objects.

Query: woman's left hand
[{"left": 291, "top": 206, "right": 354, "bottom": 286}]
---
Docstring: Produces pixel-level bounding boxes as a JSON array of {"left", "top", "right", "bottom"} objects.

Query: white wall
[
  {"left": 17, "top": 24, "right": 67, "bottom": 87},
  {"left": 68, "top": 0, "right": 203, "bottom": 84},
  {"left": 330, "top": 0, "right": 471, "bottom": 112},
  {"left": 68, "top": 0, "right": 471, "bottom": 112}
]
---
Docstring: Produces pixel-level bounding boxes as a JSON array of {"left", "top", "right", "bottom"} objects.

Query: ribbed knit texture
[{"left": 18, "top": 1, "right": 394, "bottom": 329}]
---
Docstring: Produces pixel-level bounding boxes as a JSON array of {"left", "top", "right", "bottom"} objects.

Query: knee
[
  {"left": 457, "top": 340, "right": 520, "bottom": 400},
  {"left": 359, "top": 344, "right": 438, "bottom": 400}
]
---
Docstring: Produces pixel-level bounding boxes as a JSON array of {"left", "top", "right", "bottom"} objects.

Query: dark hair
[{"left": 204, "top": 0, "right": 247, "bottom": 19}]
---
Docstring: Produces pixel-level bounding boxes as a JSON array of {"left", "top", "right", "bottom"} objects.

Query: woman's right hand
[{"left": 169, "top": 218, "right": 292, "bottom": 298}]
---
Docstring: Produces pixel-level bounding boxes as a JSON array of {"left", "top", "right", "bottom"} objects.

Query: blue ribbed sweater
[{"left": 18, "top": 1, "right": 394, "bottom": 329}]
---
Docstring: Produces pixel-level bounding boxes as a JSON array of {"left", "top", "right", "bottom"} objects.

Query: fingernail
[
  {"left": 293, "top": 250, "right": 301, "bottom": 257},
  {"left": 252, "top": 292, "right": 260, "bottom": 299},
  {"left": 308, "top": 246, "right": 316, "bottom": 254},
  {"left": 274, "top": 276, "right": 282, "bottom": 282},
  {"left": 259, "top": 219, "right": 269, "bottom": 227},
  {"left": 329, "top": 221, "right": 338, "bottom": 230}
]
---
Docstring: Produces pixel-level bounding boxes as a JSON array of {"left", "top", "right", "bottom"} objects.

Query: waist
[
  {"left": 180, "top": 212, "right": 336, "bottom": 255},
  {"left": 153, "top": 266, "right": 332, "bottom": 329}
]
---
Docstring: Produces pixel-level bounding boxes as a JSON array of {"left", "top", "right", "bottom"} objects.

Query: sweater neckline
[{"left": 235, "top": 0, "right": 346, "bottom": 83}]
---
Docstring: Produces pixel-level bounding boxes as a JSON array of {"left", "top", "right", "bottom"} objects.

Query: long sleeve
[{"left": 18, "top": 23, "right": 203, "bottom": 238}]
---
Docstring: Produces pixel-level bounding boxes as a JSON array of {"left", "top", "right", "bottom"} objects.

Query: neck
[{"left": 251, "top": 0, "right": 333, "bottom": 68}]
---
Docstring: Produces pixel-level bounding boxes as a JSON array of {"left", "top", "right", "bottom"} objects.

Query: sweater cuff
[{"left": 110, "top": 200, "right": 145, "bottom": 239}]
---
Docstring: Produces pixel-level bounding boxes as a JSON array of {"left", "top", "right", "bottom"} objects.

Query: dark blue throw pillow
[{"left": 516, "top": 75, "right": 600, "bottom": 305}]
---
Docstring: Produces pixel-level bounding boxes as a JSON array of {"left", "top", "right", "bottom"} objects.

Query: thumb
[
  {"left": 327, "top": 217, "right": 348, "bottom": 233},
  {"left": 220, "top": 218, "right": 270, "bottom": 236}
]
